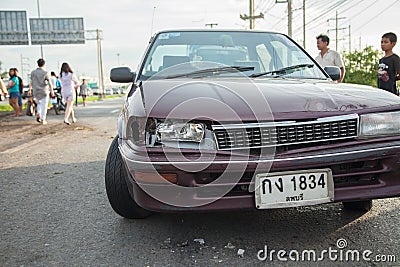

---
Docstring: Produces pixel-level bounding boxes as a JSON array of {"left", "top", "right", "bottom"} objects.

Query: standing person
[
  {"left": 49, "top": 71, "right": 61, "bottom": 104},
  {"left": 6, "top": 68, "right": 22, "bottom": 116},
  {"left": 315, "top": 34, "right": 346, "bottom": 83},
  {"left": 14, "top": 68, "right": 24, "bottom": 115},
  {"left": 50, "top": 71, "right": 58, "bottom": 89},
  {"left": 0, "top": 77, "right": 7, "bottom": 100},
  {"left": 79, "top": 79, "right": 88, "bottom": 107},
  {"left": 60, "top": 62, "right": 79, "bottom": 125},
  {"left": 30, "top": 58, "right": 54, "bottom": 125},
  {"left": 378, "top": 32, "right": 400, "bottom": 95}
]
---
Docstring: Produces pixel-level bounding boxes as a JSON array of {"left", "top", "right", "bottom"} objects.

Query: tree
[
  {"left": 0, "top": 60, "right": 8, "bottom": 78},
  {"left": 342, "top": 46, "right": 382, "bottom": 87}
]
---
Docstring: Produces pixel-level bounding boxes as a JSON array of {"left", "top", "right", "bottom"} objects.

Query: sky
[{"left": 1, "top": 0, "right": 399, "bottom": 85}]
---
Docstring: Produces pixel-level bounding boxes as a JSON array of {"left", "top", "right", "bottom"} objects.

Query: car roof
[
  {"left": 155, "top": 29, "right": 280, "bottom": 34},
  {"left": 149, "top": 29, "right": 287, "bottom": 44}
]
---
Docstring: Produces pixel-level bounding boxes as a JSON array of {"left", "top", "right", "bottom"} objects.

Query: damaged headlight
[
  {"left": 359, "top": 111, "right": 400, "bottom": 138},
  {"left": 127, "top": 117, "right": 205, "bottom": 146},
  {"left": 157, "top": 119, "right": 205, "bottom": 142}
]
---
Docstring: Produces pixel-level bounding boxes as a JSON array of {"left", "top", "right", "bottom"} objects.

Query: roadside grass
[{"left": 0, "top": 94, "right": 123, "bottom": 112}]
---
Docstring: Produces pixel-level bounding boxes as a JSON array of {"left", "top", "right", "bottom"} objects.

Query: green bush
[{"left": 342, "top": 46, "right": 382, "bottom": 87}]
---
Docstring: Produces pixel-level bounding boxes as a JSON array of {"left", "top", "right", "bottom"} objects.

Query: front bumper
[{"left": 119, "top": 138, "right": 400, "bottom": 212}]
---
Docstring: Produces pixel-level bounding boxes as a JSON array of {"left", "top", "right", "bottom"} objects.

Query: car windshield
[{"left": 139, "top": 31, "right": 327, "bottom": 80}]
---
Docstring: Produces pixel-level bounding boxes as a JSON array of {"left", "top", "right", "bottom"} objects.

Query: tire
[
  {"left": 342, "top": 200, "right": 373, "bottom": 212},
  {"left": 54, "top": 104, "right": 59, "bottom": 115},
  {"left": 26, "top": 101, "right": 35, "bottom": 116},
  {"left": 105, "top": 136, "right": 152, "bottom": 219}
]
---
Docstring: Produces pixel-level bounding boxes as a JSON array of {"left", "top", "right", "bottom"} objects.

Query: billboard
[
  {"left": 30, "top": 17, "right": 85, "bottom": 45},
  {"left": 0, "top": 11, "right": 29, "bottom": 45}
]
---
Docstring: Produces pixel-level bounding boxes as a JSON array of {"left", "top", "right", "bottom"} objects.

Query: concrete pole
[
  {"left": 250, "top": 0, "right": 255, "bottom": 30},
  {"left": 96, "top": 29, "right": 105, "bottom": 99},
  {"left": 348, "top": 24, "right": 351, "bottom": 52},
  {"left": 36, "top": 0, "right": 44, "bottom": 58},
  {"left": 288, "top": 0, "right": 292, "bottom": 37}
]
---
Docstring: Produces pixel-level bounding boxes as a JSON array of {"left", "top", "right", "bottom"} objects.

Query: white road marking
[{"left": 111, "top": 109, "right": 120, "bottom": 114}]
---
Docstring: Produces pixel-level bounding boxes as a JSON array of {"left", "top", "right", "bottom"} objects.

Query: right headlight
[
  {"left": 359, "top": 111, "right": 400, "bottom": 138},
  {"left": 126, "top": 117, "right": 206, "bottom": 147},
  {"left": 157, "top": 119, "right": 205, "bottom": 143}
]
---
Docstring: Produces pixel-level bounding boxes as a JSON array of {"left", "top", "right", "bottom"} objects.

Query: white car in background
[{"left": 91, "top": 86, "right": 100, "bottom": 95}]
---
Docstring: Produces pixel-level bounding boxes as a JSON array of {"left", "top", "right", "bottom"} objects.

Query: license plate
[{"left": 255, "top": 169, "right": 334, "bottom": 209}]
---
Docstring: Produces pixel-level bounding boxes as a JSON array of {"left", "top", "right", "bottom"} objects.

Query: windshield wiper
[
  {"left": 164, "top": 66, "right": 255, "bottom": 79},
  {"left": 249, "top": 63, "right": 314, "bottom": 78}
]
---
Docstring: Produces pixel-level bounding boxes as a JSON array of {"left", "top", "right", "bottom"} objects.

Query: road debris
[
  {"left": 237, "top": 249, "right": 245, "bottom": 258},
  {"left": 177, "top": 241, "right": 188, "bottom": 247},
  {"left": 224, "top": 242, "right": 235, "bottom": 249},
  {"left": 193, "top": 238, "right": 205, "bottom": 245}
]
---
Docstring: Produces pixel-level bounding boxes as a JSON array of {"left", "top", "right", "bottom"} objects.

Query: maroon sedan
[{"left": 105, "top": 30, "right": 400, "bottom": 219}]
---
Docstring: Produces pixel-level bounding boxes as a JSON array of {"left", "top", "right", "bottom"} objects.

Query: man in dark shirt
[{"left": 378, "top": 32, "right": 400, "bottom": 95}]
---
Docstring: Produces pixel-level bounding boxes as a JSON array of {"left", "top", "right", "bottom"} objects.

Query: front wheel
[
  {"left": 105, "top": 136, "right": 152, "bottom": 219},
  {"left": 53, "top": 104, "right": 60, "bottom": 115},
  {"left": 26, "top": 101, "right": 35, "bottom": 116}
]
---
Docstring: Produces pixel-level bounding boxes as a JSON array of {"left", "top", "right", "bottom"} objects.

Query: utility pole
[
  {"left": 348, "top": 24, "right": 351, "bottom": 52},
  {"left": 240, "top": 0, "right": 264, "bottom": 30},
  {"left": 86, "top": 29, "right": 105, "bottom": 99},
  {"left": 96, "top": 29, "right": 105, "bottom": 99},
  {"left": 288, "top": 0, "right": 292, "bottom": 37},
  {"left": 275, "top": 0, "right": 293, "bottom": 37},
  {"left": 36, "top": 0, "right": 44, "bottom": 58},
  {"left": 327, "top": 10, "right": 346, "bottom": 51},
  {"left": 205, "top": 23, "right": 218, "bottom": 28}
]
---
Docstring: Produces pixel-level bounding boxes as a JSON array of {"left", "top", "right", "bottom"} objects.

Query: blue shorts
[{"left": 9, "top": 92, "right": 22, "bottom": 106}]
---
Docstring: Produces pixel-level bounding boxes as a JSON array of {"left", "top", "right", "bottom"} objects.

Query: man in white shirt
[{"left": 315, "top": 34, "right": 346, "bottom": 83}]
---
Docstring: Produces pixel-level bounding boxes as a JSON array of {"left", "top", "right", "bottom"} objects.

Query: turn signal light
[{"left": 133, "top": 171, "right": 178, "bottom": 184}]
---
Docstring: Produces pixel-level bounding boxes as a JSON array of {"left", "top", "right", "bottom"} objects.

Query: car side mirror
[
  {"left": 324, "top": 66, "right": 341, "bottom": 81},
  {"left": 110, "top": 67, "right": 136, "bottom": 83}
]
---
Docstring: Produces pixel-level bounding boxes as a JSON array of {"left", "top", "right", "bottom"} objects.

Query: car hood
[{"left": 138, "top": 78, "right": 400, "bottom": 121}]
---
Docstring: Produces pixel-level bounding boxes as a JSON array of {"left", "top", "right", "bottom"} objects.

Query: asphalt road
[{"left": 0, "top": 98, "right": 399, "bottom": 267}]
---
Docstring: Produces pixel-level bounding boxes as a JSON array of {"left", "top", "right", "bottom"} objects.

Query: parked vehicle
[
  {"left": 112, "top": 87, "right": 120, "bottom": 95},
  {"left": 105, "top": 29, "right": 400, "bottom": 219},
  {"left": 105, "top": 88, "right": 113, "bottom": 95},
  {"left": 91, "top": 86, "right": 100, "bottom": 95}
]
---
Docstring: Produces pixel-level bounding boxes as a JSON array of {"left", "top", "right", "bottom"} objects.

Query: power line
[
  {"left": 299, "top": 0, "right": 349, "bottom": 32},
  {"left": 353, "top": 0, "right": 399, "bottom": 33},
  {"left": 340, "top": 0, "right": 378, "bottom": 20}
]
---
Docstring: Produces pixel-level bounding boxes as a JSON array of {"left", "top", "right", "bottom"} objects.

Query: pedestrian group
[{"left": 1, "top": 58, "right": 90, "bottom": 125}]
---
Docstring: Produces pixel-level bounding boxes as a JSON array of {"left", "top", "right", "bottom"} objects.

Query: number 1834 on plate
[{"left": 255, "top": 169, "right": 334, "bottom": 209}]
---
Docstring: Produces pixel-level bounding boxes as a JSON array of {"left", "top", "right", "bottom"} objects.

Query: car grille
[{"left": 212, "top": 114, "right": 358, "bottom": 150}]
